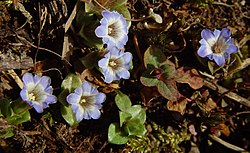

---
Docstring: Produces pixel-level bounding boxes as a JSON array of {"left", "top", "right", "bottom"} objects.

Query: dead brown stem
[{"left": 204, "top": 80, "right": 250, "bottom": 108}]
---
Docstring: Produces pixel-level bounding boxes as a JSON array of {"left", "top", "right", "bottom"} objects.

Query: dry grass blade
[{"left": 209, "top": 134, "right": 247, "bottom": 152}]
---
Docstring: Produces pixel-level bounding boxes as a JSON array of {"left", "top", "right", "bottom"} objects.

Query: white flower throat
[
  {"left": 79, "top": 96, "right": 94, "bottom": 109},
  {"left": 108, "top": 22, "right": 119, "bottom": 38},
  {"left": 212, "top": 39, "right": 226, "bottom": 54}
]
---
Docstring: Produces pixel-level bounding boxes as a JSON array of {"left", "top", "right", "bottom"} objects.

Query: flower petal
[
  {"left": 104, "top": 68, "right": 115, "bottom": 83},
  {"left": 201, "top": 29, "right": 217, "bottom": 46},
  {"left": 109, "top": 47, "right": 121, "bottom": 57},
  {"left": 45, "top": 95, "right": 57, "bottom": 104},
  {"left": 44, "top": 86, "right": 53, "bottom": 94},
  {"left": 102, "top": 10, "right": 120, "bottom": 21},
  {"left": 34, "top": 75, "right": 42, "bottom": 84},
  {"left": 32, "top": 103, "right": 43, "bottom": 113},
  {"left": 220, "top": 28, "right": 231, "bottom": 39},
  {"left": 74, "top": 106, "right": 84, "bottom": 122},
  {"left": 22, "top": 73, "right": 34, "bottom": 86},
  {"left": 89, "top": 108, "right": 101, "bottom": 119},
  {"left": 67, "top": 93, "right": 81, "bottom": 104},
  {"left": 212, "top": 54, "right": 226, "bottom": 66},
  {"left": 122, "top": 52, "right": 132, "bottom": 64},
  {"left": 226, "top": 45, "right": 238, "bottom": 54},
  {"left": 197, "top": 45, "right": 213, "bottom": 57},
  {"left": 38, "top": 76, "right": 51, "bottom": 89},
  {"left": 98, "top": 58, "right": 109, "bottom": 68},
  {"left": 117, "top": 34, "right": 128, "bottom": 48},
  {"left": 213, "top": 29, "right": 221, "bottom": 40},
  {"left": 116, "top": 68, "right": 130, "bottom": 79},
  {"left": 20, "top": 89, "right": 28, "bottom": 101},
  {"left": 82, "top": 81, "right": 92, "bottom": 95},
  {"left": 95, "top": 93, "right": 106, "bottom": 104},
  {"left": 95, "top": 25, "right": 108, "bottom": 37}
]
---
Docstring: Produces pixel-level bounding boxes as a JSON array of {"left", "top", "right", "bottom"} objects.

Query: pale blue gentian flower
[
  {"left": 98, "top": 47, "right": 132, "bottom": 83},
  {"left": 20, "top": 73, "right": 57, "bottom": 113},
  {"left": 197, "top": 28, "right": 238, "bottom": 66},
  {"left": 66, "top": 81, "right": 106, "bottom": 122},
  {"left": 95, "top": 10, "right": 128, "bottom": 49}
]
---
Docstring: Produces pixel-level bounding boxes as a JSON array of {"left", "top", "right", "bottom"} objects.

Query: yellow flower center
[
  {"left": 109, "top": 61, "right": 117, "bottom": 67},
  {"left": 28, "top": 92, "right": 36, "bottom": 101},
  {"left": 80, "top": 98, "right": 87, "bottom": 105},
  {"left": 108, "top": 27, "right": 113, "bottom": 35}
]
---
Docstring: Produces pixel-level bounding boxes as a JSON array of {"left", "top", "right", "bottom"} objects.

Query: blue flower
[
  {"left": 98, "top": 47, "right": 132, "bottom": 83},
  {"left": 66, "top": 81, "right": 106, "bottom": 122},
  {"left": 20, "top": 73, "right": 57, "bottom": 113},
  {"left": 197, "top": 28, "right": 238, "bottom": 66},
  {"left": 95, "top": 10, "right": 128, "bottom": 49}
]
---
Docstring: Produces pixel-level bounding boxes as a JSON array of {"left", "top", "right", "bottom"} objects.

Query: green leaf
[
  {"left": 60, "top": 105, "right": 79, "bottom": 126},
  {"left": 124, "top": 118, "right": 146, "bottom": 136},
  {"left": 76, "top": 10, "right": 103, "bottom": 48},
  {"left": 157, "top": 80, "right": 179, "bottom": 101},
  {"left": 115, "top": 90, "right": 132, "bottom": 111},
  {"left": 80, "top": 51, "right": 100, "bottom": 69},
  {"left": 227, "top": 54, "right": 243, "bottom": 75},
  {"left": 208, "top": 61, "right": 214, "bottom": 74},
  {"left": 58, "top": 89, "right": 70, "bottom": 106},
  {"left": 0, "top": 127, "right": 14, "bottom": 139},
  {"left": 108, "top": 123, "right": 129, "bottom": 144},
  {"left": 144, "top": 46, "right": 166, "bottom": 68},
  {"left": 159, "top": 60, "right": 176, "bottom": 79},
  {"left": 113, "top": 5, "right": 131, "bottom": 28},
  {"left": 127, "top": 105, "right": 146, "bottom": 124},
  {"left": 61, "top": 73, "right": 82, "bottom": 93},
  {"left": 7, "top": 110, "right": 30, "bottom": 125},
  {"left": 119, "top": 111, "right": 131, "bottom": 127},
  {"left": 10, "top": 98, "right": 31, "bottom": 114},
  {"left": 0, "top": 98, "right": 11, "bottom": 117},
  {"left": 174, "top": 68, "right": 204, "bottom": 90},
  {"left": 140, "top": 69, "right": 160, "bottom": 87}
]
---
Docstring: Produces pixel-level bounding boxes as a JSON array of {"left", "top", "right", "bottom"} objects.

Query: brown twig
[
  {"left": 65, "top": 1, "right": 78, "bottom": 33},
  {"left": 209, "top": 134, "right": 247, "bottom": 152},
  {"left": 15, "top": 33, "right": 71, "bottom": 66},
  {"left": 204, "top": 79, "right": 250, "bottom": 108}
]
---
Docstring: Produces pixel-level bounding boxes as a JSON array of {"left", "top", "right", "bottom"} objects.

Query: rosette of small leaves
[
  {"left": 127, "top": 121, "right": 190, "bottom": 153},
  {"left": 108, "top": 90, "right": 146, "bottom": 144}
]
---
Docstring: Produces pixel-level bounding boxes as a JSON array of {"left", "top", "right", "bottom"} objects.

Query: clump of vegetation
[{"left": 128, "top": 121, "right": 190, "bottom": 153}]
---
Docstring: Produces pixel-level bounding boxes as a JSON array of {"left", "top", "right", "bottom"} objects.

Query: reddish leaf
[
  {"left": 167, "top": 98, "right": 187, "bottom": 115},
  {"left": 203, "top": 98, "right": 217, "bottom": 112},
  {"left": 174, "top": 68, "right": 204, "bottom": 90},
  {"left": 140, "top": 87, "right": 160, "bottom": 106},
  {"left": 157, "top": 80, "right": 180, "bottom": 101},
  {"left": 211, "top": 123, "right": 230, "bottom": 137}
]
